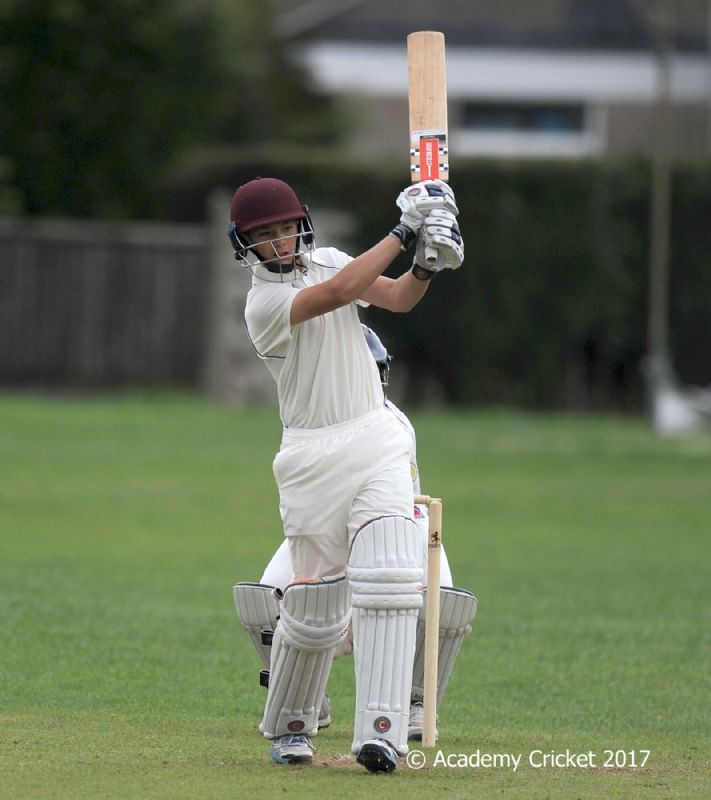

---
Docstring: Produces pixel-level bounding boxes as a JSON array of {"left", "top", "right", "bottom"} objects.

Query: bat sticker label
[
  {"left": 410, "top": 129, "right": 448, "bottom": 182},
  {"left": 420, "top": 137, "right": 439, "bottom": 179}
]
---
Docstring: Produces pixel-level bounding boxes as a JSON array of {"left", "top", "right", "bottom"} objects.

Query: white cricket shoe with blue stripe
[{"left": 270, "top": 734, "right": 315, "bottom": 765}]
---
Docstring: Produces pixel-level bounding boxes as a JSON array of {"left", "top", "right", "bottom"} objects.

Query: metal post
[{"left": 646, "top": 0, "right": 675, "bottom": 396}]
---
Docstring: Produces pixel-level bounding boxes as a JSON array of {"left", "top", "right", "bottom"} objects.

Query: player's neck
[{"left": 265, "top": 257, "right": 298, "bottom": 274}]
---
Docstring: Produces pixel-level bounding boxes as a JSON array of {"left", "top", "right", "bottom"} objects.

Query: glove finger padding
[
  {"left": 415, "top": 208, "right": 464, "bottom": 272},
  {"left": 397, "top": 179, "right": 459, "bottom": 233}
]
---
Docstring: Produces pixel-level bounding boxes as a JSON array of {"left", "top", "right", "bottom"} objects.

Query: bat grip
[{"left": 425, "top": 245, "right": 438, "bottom": 264}]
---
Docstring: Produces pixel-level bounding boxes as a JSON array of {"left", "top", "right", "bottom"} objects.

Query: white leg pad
[
  {"left": 259, "top": 576, "right": 351, "bottom": 738},
  {"left": 348, "top": 516, "right": 424, "bottom": 756},
  {"left": 411, "top": 587, "right": 478, "bottom": 707},
  {"left": 233, "top": 582, "right": 279, "bottom": 669}
]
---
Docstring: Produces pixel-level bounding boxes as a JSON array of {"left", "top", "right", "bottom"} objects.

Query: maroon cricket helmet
[
  {"left": 226, "top": 177, "right": 314, "bottom": 266},
  {"left": 229, "top": 177, "right": 309, "bottom": 233}
]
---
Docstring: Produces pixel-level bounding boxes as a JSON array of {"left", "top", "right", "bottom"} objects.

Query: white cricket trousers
[{"left": 272, "top": 406, "right": 414, "bottom": 579}]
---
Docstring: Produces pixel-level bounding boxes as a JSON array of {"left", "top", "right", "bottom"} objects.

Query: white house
[{"left": 274, "top": 0, "right": 711, "bottom": 160}]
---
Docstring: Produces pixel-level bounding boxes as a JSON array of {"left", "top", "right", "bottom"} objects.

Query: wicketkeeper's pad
[
  {"left": 259, "top": 576, "right": 351, "bottom": 738},
  {"left": 348, "top": 515, "right": 424, "bottom": 756},
  {"left": 233, "top": 582, "right": 279, "bottom": 670},
  {"left": 411, "top": 586, "right": 477, "bottom": 707}
]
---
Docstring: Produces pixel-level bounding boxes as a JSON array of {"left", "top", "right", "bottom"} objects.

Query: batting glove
[
  {"left": 397, "top": 179, "right": 459, "bottom": 231},
  {"left": 413, "top": 208, "right": 464, "bottom": 273}
]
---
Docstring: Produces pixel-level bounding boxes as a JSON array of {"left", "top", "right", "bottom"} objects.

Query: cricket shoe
[
  {"left": 270, "top": 734, "right": 315, "bottom": 765},
  {"left": 356, "top": 739, "right": 398, "bottom": 774},
  {"left": 408, "top": 700, "right": 438, "bottom": 741}
]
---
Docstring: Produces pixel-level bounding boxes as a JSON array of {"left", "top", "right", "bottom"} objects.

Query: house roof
[{"left": 275, "top": 0, "right": 708, "bottom": 53}]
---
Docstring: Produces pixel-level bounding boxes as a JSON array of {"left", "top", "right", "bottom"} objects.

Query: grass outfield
[{"left": 1, "top": 391, "right": 709, "bottom": 799}]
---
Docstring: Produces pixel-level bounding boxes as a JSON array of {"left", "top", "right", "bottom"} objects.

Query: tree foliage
[{"left": 0, "top": 0, "right": 340, "bottom": 218}]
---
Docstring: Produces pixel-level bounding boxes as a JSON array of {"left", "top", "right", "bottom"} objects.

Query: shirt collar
[
  {"left": 251, "top": 263, "right": 299, "bottom": 284},
  {"left": 252, "top": 254, "right": 312, "bottom": 284}
]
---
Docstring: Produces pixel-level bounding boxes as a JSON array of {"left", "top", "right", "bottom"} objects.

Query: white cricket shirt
[{"left": 245, "top": 247, "right": 384, "bottom": 429}]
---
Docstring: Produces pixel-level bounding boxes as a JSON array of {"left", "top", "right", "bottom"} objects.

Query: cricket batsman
[
  {"left": 234, "top": 325, "right": 478, "bottom": 750},
  {"left": 226, "top": 175, "right": 462, "bottom": 772}
]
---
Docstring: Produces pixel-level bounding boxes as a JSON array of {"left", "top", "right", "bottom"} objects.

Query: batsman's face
[{"left": 247, "top": 221, "right": 299, "bottom": 266}]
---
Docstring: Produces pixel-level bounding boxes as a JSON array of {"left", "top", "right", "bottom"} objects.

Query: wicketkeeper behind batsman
[{"left": 226, "top": 175, "right": 463, "bottom": 773}]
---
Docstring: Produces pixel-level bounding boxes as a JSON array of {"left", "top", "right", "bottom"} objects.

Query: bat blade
[{"left": 407, "top": 31, "right": 448, "bottom": 184}]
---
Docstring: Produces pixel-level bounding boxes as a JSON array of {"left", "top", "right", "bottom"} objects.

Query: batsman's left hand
[{"left": 414, "top": 208, "right": 464, "bottom": 272}]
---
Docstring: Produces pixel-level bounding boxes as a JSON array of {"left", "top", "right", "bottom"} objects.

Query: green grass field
[{"left": 1, "top": 392, "right": 709, "bottom": 799}]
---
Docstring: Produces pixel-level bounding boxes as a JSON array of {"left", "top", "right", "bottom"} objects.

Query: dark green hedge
[{"left": 170, "top": 151, "right": 711, "bottom": 410}]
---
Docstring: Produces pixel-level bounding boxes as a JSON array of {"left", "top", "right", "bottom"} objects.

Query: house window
[
  {"left": 461, "top": 101, "right": 585, "bottom": 133},
  {"left": 454, "top": 101, "right": 604, "bottom": 158}
]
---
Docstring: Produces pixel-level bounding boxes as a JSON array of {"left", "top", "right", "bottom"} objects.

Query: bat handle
[{"left": 425, "top": 244, "right": 438, "bottom": 264}]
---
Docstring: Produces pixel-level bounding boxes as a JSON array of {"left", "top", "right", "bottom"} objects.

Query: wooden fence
[
  {"left": 0, "top": 217, "right": 210, "bottom": 388},
  {"left": 0, "top": 198, "right": 351, "bottom": 405}
]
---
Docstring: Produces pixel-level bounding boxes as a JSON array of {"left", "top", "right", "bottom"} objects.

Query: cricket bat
[
  {"left": 407, "top": 30, "right": 449, "bottom": 263},
  {"left": 408, "top": 31, "right": 448, "bottom": 183}
]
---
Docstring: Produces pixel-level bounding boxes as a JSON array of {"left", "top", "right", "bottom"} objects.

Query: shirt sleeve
[
  {"left": 309, "top": 247, "right": 370, "bottom": 308},
  {"left": 245, "top": 284, "right": 301, "bottom": 358}
]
